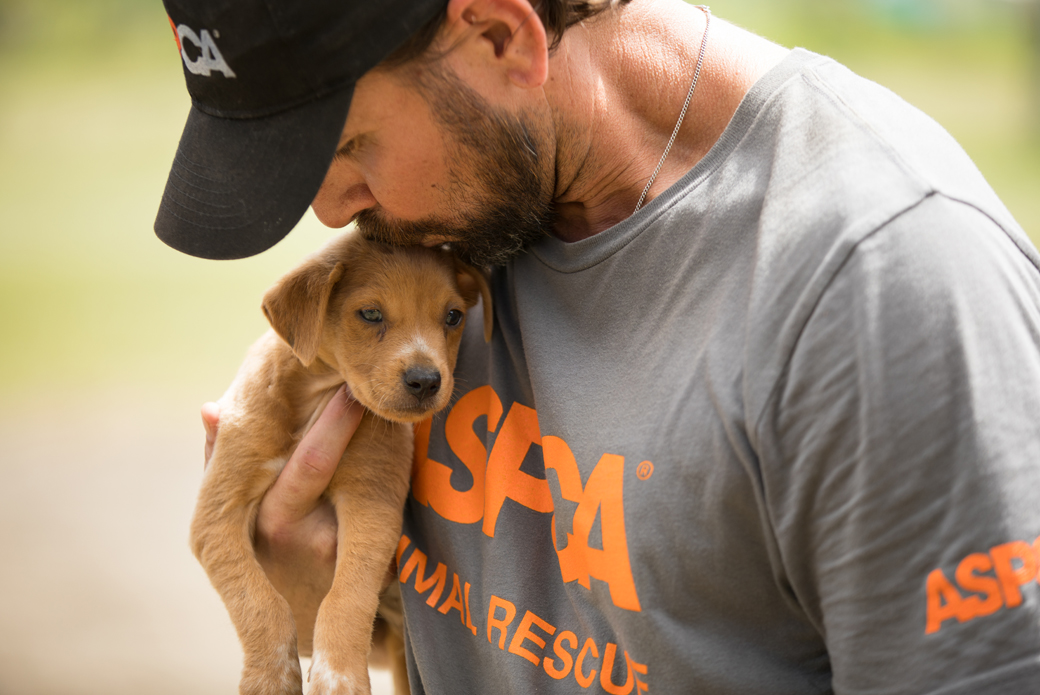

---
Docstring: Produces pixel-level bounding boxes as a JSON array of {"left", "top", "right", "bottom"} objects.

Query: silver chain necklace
[{"left": 633, "top": 5, "right": 712, "bottom": 214}]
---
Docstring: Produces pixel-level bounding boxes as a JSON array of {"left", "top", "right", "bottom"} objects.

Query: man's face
[{"left": 311, "top": 58, "right": 555, "bottom": 266}]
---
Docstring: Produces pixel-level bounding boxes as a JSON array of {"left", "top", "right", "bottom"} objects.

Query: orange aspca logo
[
  {"left": 411, "top": 385, "right": 647, "bottom": 612},
  {"left": 925, "top": 535, "right": 1040, "bottom": 634}
]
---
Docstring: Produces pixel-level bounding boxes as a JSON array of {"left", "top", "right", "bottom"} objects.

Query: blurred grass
[
  {"left": 1, "top": 0, "right": 1038, "bottom": 401},
  {"left": 711, "top": 0, "right": 1040, "bottom": 242},
  {"left": 0, "top": 0, "right": 343, "bottom": 402}
]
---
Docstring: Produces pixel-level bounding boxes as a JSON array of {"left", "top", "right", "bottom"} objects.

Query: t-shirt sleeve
[{"left": 756, "top": 194, "right": 1040, "bottom": 694}]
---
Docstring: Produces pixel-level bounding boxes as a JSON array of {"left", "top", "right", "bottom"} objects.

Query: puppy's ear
[
  {"left": 262, "top": 259, "right": 345, "bottom": 366},
  {"left": 454, "top": 261, "right": 493, "bottom": 343}
]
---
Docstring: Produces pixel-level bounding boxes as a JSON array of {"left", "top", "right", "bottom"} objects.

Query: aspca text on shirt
[
  {"left": 403, "top": 384, "right": 650, "bottom": 694},
  {"left": 401, "top": 384, "right": 1040, "bottom": 691}
]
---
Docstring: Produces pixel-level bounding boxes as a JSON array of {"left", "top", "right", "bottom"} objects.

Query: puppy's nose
[{"left": 403, "top": 368, "right": 441, "bottom": 402}]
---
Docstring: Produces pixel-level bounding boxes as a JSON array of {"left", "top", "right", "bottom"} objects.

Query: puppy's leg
[
  {"left": 192, "top": 451, "right": 303, "bottom": 695},
  {"left": 309, "top": 417, "right": 412, "bottom": 695}
]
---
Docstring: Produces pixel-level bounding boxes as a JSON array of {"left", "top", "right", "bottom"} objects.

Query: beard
[{"left": 354, "top": 63, "right": 555, "bottom": 267}]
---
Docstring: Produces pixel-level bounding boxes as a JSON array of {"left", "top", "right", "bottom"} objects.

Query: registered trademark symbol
[{"left": 636, "top": 461, "right": 654, "bottom": 480}]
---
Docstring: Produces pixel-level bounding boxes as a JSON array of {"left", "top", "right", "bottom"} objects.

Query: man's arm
[{"left": 757, "top": 195, "right": 1040, "bottom": 693}]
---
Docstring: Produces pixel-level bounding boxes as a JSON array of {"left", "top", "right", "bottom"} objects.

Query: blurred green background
[
  {"left": 1, "top": 0, "right": 1039, "bottom": 402},
  {"left": 1, "top": 0, "right": 1038, "bottom": 692}
]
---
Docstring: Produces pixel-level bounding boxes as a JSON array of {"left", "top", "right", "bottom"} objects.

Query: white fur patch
[
  {"left": 262, "top": 456, "right": 289, "bottom": 475},
  {"left": 309, "top": 652, "right": 362, "bottom": 693},
  {"left": 397, "top": 335, "right": 433, "bottom": 362}
]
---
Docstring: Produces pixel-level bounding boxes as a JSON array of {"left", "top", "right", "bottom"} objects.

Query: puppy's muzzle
[{"left": 403, "top": 367, "right": 441, "bottom": 403}]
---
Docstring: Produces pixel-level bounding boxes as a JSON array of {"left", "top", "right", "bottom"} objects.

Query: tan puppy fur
[{"left": 190, "top": 229, "right": 491, "bottom": 695}]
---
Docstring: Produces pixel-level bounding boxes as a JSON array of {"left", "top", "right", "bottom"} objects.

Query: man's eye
[
  {"left": 446, "top": 309, "right": 463, "bottom": 326},
  {"left": 360, "top": 308, "right": 383, "bottom": 323}
]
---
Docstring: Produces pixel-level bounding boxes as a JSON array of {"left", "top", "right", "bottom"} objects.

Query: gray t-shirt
[{"left": 396, "top": 49, "right": 1040, "bottom": 694}]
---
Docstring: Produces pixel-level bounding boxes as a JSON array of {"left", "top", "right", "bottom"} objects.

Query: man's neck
[{"left": 544, "top": 1, "right": 788, "bottom": 242}]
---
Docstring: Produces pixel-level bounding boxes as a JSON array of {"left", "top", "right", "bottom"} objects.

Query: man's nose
[{"left": 310, "top": 160, "right": 377, "bottom": 228}]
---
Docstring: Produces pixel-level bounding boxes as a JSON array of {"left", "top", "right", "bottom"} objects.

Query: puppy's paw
[
  {"left": 308, "top": 652, "right": 370, "bottom": 695},
  {"left": 240, "top": 657, "right": 304, "bottom": 695}
]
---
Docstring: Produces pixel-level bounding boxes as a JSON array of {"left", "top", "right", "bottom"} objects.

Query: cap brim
[{"left": 154, "top": 85, "right": 354, "bottom": 260}]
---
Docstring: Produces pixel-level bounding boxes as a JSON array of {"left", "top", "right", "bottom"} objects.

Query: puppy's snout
[{"left": 403, "top": 367, "right": 441, "bottom": 402}]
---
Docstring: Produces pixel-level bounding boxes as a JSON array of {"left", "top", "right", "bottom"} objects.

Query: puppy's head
[{"left": 261, "top": 231, "right": 491, "bottom": 423}]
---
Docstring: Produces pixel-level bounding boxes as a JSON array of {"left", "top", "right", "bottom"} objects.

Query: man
[{"left": 158, "top": 0, "right": 1040, "bottom": 692}]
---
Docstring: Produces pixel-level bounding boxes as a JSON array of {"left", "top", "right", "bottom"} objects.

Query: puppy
[{"left": 190, "top": 229, "right": 491, "bottom": 695}]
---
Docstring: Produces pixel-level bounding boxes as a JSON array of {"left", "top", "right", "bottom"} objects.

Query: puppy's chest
[
  {"left": 338, "top": 410, "right": 413, "bottom": 463},
  {"left": 284, "top": 387, "right": 413, "bottom": 465}
]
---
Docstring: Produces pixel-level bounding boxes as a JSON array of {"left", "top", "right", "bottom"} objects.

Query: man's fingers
[
  {"left": 201, "top": 402, "right": 221, "bottom": 468},
  {"left": 263, "top": 385, "right": 363, "bottom": 523}
]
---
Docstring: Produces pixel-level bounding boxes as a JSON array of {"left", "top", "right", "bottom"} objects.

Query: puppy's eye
[
  {"left": 360, "top": 308, "right": 383, "bottom": 323},
  {"left": 446, "top": 309, "right": 463, "bottom": 326}
]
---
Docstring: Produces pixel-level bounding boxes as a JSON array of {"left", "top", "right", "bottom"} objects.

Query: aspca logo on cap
[{"left": 168, "top": 16, "right": 236, "bottom": 79}]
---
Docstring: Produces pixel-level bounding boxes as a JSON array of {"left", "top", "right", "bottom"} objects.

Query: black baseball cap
[{"left": 156, "top": 0, "right": 445, "bottom": 260}]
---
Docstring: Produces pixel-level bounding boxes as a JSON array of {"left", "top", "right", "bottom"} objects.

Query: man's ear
[
  {"left": 444, "top": 0, "right": 548, "bottom": 89},
  {"left": 454, "top": 260, "right": 494, "bottom": 343},
  {"left": 261, "top": 259, "right": 345, "bottom": 366}
]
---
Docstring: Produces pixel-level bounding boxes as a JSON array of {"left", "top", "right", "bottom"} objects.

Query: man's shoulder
[{"left": 645, "top": 49, "right": 1040, "bottom": 418}]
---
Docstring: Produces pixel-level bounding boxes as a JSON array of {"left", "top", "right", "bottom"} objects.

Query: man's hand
[{"left": 201, "top": 384, "right": 364, "bottom": 655}]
